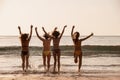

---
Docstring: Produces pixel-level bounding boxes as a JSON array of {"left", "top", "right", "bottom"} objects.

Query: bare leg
[
  {"left": 21, "top": 55, "right": 25, "bottom": 71},
  {"left": 43, "top": 55, "right": 46, "bottom": 71},
  {"left": 53, "top": 53, "right": 56, "bottom": 72},
  {"left": 78, "top": 54, "right": 82, "bottom": 72},
  {"left": 74, "top": 54, "right": 78, "bottom": 63},
  {"left": 47, "top": 54, "right": 51, "bottom": 72},
  {"left": 26, "top": 55, "right": 29, "bottom": 71},
  {"left": 58, "top": 53, "right": 60, "bottom": 73}
]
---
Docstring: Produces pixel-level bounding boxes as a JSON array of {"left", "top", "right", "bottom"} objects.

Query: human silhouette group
[{"left": 18, "top": 25, "right": 94, "bottom": 74}]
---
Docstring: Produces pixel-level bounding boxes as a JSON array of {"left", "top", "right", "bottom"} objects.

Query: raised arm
[
  {"left": 71, "top": 26, "right": 75, "bottom": 38},
  {"left": 42, "top": 27, "right": 53, "bottom": 38},
  {"left": 81, "top": 33, "right": 94, "bottom": 41},
  {"left": 35, "top": 27, "right": 44, "bottom": 41},
  {"left": 53, "top": 27, "right": 57, "bottom": 32},
  {"left": 59, "top": 25, "right": 67, "bottom": 39},
  {"left": 28, "top": 25, "right": 33, "bottom": 41},
  {"left": 42, "top": 27, "right": 47, "bottom": 34},
  {"left": 18, "top": 26, "right": 22, "bottom": 35}
]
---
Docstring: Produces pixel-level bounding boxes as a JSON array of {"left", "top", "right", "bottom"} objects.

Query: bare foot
[
  {"left": 44, "top": 66, "right": 47, "bottom": 72},
  {"left": 58, "top": 71, "right": 60, "bottom": 75},
  {"left": 28, "top": 65, "right": 31, "bottom": 68}
]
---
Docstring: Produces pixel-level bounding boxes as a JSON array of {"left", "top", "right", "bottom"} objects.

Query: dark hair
[
  {"left": 74, "top": 32, "right": 80, "bottom": 44},
  {"left": 21, "top": 33, "right": 29, "bottom": 41},
  {"left": 52, "top": 31, "right": 60, "bottom": 38},
  {"left": 43, "top": 34, "right": 49, "bottom": 40}
]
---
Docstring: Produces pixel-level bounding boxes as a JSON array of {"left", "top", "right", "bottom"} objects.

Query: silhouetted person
[
  {"left": 35, "top": 27, "right": 51, "bottom": 72},
  {"left": 71, "top": 26, "right": 93, "bottom": 72},
  {"left": 43, "top": 25, "right": 67, "bottom": 73},
  {"left": 18, "top": 25, "right": 33, "bottom": 72}
]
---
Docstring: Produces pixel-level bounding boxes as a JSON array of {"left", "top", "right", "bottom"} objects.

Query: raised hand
[
  {"left": 72, "top": 25, "right": 75, "bottom": 29},
  {"left": 42, "top": 27, "right": 45, "bottom": 30},
  {"left": 64, "top": 25, "right": 67, "bottom": 28},
  {"left": 18, "top": 26, "right": 22, "bottom": 34},
  {"left": 54, "top": 27, "right": 57, "bottom": 30},
  {"left": 35, "top": 27, "right": 37, "bottom": 31},
  {"left": 91, "top": 33, "right": 94, "bottom": 36},
  {"left": 18, "top": 26, "right": 20, "bottom": 29},
  {"left": 31, "top": 25, "right": 33, "bottom": 28}
]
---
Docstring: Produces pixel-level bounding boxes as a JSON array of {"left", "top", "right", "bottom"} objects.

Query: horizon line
[{"left": 0, "top": 35, "right": 120, "bottom": 37}]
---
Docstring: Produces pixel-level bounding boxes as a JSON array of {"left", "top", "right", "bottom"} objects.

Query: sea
[
  {"left": 0, "top": 36, "right": 120, "bottom": 47},
  {"left": 0, "top": 36, "right": 120, "bottom": 76}
]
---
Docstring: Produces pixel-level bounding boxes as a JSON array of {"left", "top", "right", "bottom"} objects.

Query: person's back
[
  {"left": 73, "top": 39, "right": 82, "bottom": 51},
  {"left": 18, "top": 25, "right": 33, "bottom": 72},
  {"left": 20, "top": 35, "right": 29, "bottom": 51},
  {"left": 51, "top": 26, "right": 67, "bottom": 73},
  {"left": 35, "top": 27, "right": 51, "bottom": 72},
  {"left": 43, "top": 38, "right": 51, "bottom": 51},
  {"left": 71, "top": 26, "right": 93, "bottom": 72},
  {"left": 53, "top": 38, "right": 60, "bottom": 49}
]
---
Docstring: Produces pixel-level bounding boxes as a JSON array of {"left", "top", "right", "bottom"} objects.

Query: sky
[{"left": 0, "top": 0, "right": 120, "bottom": 36}]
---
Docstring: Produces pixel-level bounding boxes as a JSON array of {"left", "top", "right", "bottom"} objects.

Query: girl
[
  {"left": 43, "top": 25, "right": 67, "bottom": 73},
  {"left": 18, "top": 25, "right": 33, "bottom": 72},
  {"left": 71, "top": 26, "right": 93, "bottom": 72},
  {"left": 35, "top": 27, "right": 52, "bottom": 72}
]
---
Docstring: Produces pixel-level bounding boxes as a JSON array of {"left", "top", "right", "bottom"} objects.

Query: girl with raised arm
[
  {"left": 18, "top": 25, "right": 33, "bottom": 72},
  {"left": 35, "top": 27, "right": 52, "bottom": 72},
  {"left": 52, "top": 25, "right": 67, "bottom": 73},
  {"left": 71, "top": 26, "right": 93, "bottom": 72},
  {"left": 43, "top": 25, "right": 67, "bottom": 73}
]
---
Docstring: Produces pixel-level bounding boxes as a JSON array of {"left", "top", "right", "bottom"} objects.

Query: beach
[
  {"left": 0, "top": 56, "right": 120, "bottom": 80},
  {"left": 0, "top": 0, "right": 120, "bottom": 79},
  {"left": 0, "top": 75, "right": 120, "bottom": 80},
  {"left": 0, "top": 46, "right": 120, "bottom": 80}
]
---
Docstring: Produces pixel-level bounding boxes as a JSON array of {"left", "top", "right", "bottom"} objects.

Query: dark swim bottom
[
  {"left": 53, "top": 49, "right": 60, "bottom": 53},
  {"left": 21, "top": 51, "right": 29, "bottom": 56}
]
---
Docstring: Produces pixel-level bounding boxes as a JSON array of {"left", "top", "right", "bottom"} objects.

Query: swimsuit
[
  {"left": 74, "top": 50, "right": 81, "bottom": 56},
  {"left": 53, "top": 48, "right": 60, "bottom": 53},
  {"left": 43, "top": 51, "right": 50, "bottom": 56},
  {"left": 21, "top": 51, "right": 29, "bottom": 56}
]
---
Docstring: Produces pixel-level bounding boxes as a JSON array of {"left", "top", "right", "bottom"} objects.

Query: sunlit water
[
  {"left": 0, "top": 36, "right": 120, "bottom": 76},
  {"left": 0, "top": 55, "right": 120, "bottom": 76},
  {"left": 0, "top": 36, "right": 120, "bottom": 46}
]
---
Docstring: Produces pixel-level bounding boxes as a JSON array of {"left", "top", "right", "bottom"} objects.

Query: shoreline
[
  {"left": 0, "top": 46, "right": 119, "bottom": 80},
  {"left": 0, "top": 75, "right": 119, "bottom": 80},
  {"left": 0, "top": 55, "right": 119, "bottom": 75}
]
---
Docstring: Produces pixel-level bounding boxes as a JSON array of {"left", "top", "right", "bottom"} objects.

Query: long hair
[
  {"left": 73, "top": 32, "right": 80, "bottom": 44},
  {"left": 52, "top": 31, "right": 60, "bottom": 38},
  {"left": 20, "top": 33, "right": 29, "bottom": 41},
  {"left": 43, "top": 33, "right": 49, "bottom": 40}
]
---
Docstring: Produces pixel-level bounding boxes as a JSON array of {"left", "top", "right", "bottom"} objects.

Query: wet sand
[{"left": 0, "top": 75, "right": 120, "bottom": 80}]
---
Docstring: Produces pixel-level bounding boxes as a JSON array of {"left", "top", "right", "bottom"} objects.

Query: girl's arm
[
  {"left": 71, "top": 25, "right": 75, "bottom": 40},
  {"left": 18, "top": 26, "right": 22, "bottom": 35},
  {"left": 59, "top": 25, "right": 67, "bottom": 39},
  {"left": 42, "top": 27, "right": 53, "bottom": 38},
  {"left": 71, "top": 26, "right": 75, "bottom": 37},
  {"left": 28, "top": 25, "right": 33, "bottom": 41},
  {"left": 81, "top": 33, "right": 94, "bottom": 41},
  {"left": 35, "top": 27, "right": 44, "bottom": 41}
]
